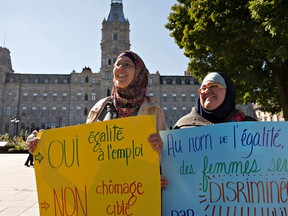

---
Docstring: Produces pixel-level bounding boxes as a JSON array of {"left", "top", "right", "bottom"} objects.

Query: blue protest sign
[{"left": 160, "top": 121, "right": 288, "bottom": 216}]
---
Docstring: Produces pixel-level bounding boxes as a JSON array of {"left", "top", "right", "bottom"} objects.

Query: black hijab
[{"left": 195, "top": 72, "right": 236, "bottom": 123}]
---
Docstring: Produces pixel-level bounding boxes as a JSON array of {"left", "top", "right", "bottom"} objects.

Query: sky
[{"left": 1, "top": 0, "right": 190, "bottom": 76}]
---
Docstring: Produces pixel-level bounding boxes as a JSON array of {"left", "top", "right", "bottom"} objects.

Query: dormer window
[
  {"left": 113, "top": 13, "right": 119, "bottom": 21},
  {"left": 113, "top": 33, "right": 118, "bottom": 40}
]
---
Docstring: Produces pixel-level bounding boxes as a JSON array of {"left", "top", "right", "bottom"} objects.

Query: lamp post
[
  {"left": 56, "top": 116, "right": 62, "bottom": 128},
  {"left": 10, "top": 116, "right": 20, "bottom": 136}
]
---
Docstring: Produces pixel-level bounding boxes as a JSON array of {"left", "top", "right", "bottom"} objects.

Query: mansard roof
[{"left": 107, "top": 0, "right": 127, "bottom": 22}]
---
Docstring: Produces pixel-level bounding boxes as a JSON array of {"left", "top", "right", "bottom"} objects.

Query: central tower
[{"left": 100, "top": 0, "right": 130, "bottom": 80}]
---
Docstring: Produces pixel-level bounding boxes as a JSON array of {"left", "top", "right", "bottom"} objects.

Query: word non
[{"left": 53, "top": 185, "right": 88, "bottom": 216}]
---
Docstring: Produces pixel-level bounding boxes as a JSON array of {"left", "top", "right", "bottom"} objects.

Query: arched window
[
  {"left": 85, "top": 76, "right": 89, "bottom": 83},
  {"left": 107, "top": 88, "right": 111, "bottom": 96},
  {"left": 84, "top": 108, "right": 88, "bottom": 115},
  {"left": 167, "top": 78, "right": 172, "bottom": 84}
]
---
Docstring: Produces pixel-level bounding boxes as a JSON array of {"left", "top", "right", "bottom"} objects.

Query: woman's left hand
[{"left": 148, "top": 132, "right": 163, "bottom": 156}]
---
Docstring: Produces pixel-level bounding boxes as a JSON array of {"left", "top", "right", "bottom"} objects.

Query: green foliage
[
  {"left": 166, "top": 0, "right": 288, "bottom": 120},
  {"left": 0, "top": 133, "right": 10, "bottom": 141},
  {"left": 0, "top": 132, "right": 27, "bottom": 152}
]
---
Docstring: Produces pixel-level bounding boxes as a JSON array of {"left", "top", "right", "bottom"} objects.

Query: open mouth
[{"left": 116, "top": 74, "right": 127, "bottom": 78}]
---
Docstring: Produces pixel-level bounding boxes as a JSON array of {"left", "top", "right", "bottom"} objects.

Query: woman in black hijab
[{"left": 174, "top": 72, "right": 256, "bottom": 129}]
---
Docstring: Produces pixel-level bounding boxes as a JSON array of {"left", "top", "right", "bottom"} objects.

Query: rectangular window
[
  {"left": 149, "top": 78, "right": 153, "bottom": 85},
  {"left": 173, "top": 94, "right": 177, "bottom": 102},
  {"left": 182, "top": 94, "right": 186, "bottom": 102},
  {"left": 7, "top": 93, "right": 13, "bottom": 101},
  {"left": 173, "top": 107, "right": 178, "bottom": 119},
  {"left": 32, "top": 107, "right": 37, "bottom": 116},
  {"left": 91, "top": 92, "right": 96, "bottom": 101},
  {"left": 22, "top": 107, "right": 27, "bottom": 117},
  {"left": 63, "top": 93, "right": 67, "bottom": 101},
  {"left": 6, "top": 107, "right": 11, "bottom": 116},
  {"left": 163, "top": 107, "right": 168, "bottom": 118},
  {"left": 43, "top": 93, "right": 48, "bottom": 101},
  {"left": 41, "top": 107, "right": 47, "bottom": 117},
  {"left": 162, "top": 93, "right": 167, "bottom": 102},
  {"left": 182, "top": 107, "right": 187, "bottom": 115},
  {"left": 52, "top": 107, "right": 57, "bottom": 115},
  {"left": 23, "top": 93, "right": 28, "bottom": 102},
  {"left": 76, "top": 106, "right": 81, "bottom": 115},
  {"left": 191, "top": 94, "right": 195, "bottom": 102},
  {"left": 77, "top": 92, "right": 82, "bottom": 101},
  {"left": 32, "top": 93, "right": 37, "bottom": 102},
  {"left": 53, "top": 93, "right": 58, "bottom": 102},
  {"left": 62, "top": 106, "right": 67, "bottom": 116}
]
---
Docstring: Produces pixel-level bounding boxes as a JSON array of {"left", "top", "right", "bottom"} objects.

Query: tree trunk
[{"left": 272, "top": 61, "right": 288, "bottom": 121}]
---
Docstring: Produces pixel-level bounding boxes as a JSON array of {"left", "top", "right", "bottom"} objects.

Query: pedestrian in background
[{"left": 24, "top": 130, "right": 37, "bottom": 167}]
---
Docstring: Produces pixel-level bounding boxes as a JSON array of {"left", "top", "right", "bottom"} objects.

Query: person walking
[{"left": 24, "top": 130, "right": 37, "bottom": 167}]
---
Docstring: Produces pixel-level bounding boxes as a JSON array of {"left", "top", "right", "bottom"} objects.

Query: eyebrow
[
  {"left": 117, "top": 58, "right": 134, "bottom": 63},
  {"left": 201, "top": 82, "right": 219, "bottom": 87}
]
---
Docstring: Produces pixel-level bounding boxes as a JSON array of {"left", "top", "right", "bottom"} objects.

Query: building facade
[{"left": 0, "top": 0, "right": 255, "bottom": 135}]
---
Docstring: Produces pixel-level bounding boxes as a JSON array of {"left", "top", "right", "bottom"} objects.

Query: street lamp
[
  {"left": 56, "top": 116, "right": 62, "bottom": 128},
  {"left": 10, "top": 116, "right": 20, "bottom": 136}
]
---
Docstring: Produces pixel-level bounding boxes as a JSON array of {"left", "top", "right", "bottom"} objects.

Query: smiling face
[
  {"left": 199, "top": 81, "right": 227, "bottom": 111},
  {"left": 113, "top": 56, "right": 136, "bottom": 88}
]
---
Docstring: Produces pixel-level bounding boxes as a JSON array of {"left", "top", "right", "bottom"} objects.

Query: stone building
[
  {"left": 0, "top": 0, "right": 201, "bottom": 135},
  {"left": 0, "top": 0, "right": 256, "bottom": 136}
]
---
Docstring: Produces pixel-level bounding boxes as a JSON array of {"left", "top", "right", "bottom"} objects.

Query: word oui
[{"left": 47, "top": 136, "right": 80, "bottom": 168}]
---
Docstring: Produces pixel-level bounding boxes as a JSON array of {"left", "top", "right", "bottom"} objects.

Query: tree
[{"left": 166, "top": 0, "right": 288, "bottom": 120}]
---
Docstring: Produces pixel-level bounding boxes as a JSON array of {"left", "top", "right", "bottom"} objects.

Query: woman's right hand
[{"left": 26, "top": 137, "right": 40, "bottom": 154}]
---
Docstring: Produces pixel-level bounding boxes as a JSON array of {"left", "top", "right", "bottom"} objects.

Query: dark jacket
[{"left": 174, "top": 107, "right": 257, "bottom": 129}]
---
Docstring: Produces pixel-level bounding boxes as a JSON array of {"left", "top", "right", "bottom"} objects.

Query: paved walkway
[{"left": 0, "top": 154, "right": 39, "bottom": 216}]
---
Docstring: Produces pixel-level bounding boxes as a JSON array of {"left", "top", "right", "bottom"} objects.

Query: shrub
[{"left": 0, "top": 132, "right": 27, "bottom": 153}]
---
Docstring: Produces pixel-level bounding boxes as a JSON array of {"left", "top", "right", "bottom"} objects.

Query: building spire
[
  {"left": 107, "top": 0, "right": 126, "bottom": 22},
  {"left": 111, "top": 0, "right": 122, "bottom": 3}
]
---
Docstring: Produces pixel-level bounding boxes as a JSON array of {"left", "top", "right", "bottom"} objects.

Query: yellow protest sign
[{"left": 34, "top": 115, "right": 161, "bottom": 216}]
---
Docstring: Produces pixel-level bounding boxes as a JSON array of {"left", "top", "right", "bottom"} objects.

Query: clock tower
[{"left": 100, "top": 0, "right": 130, "bottom": 81}]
